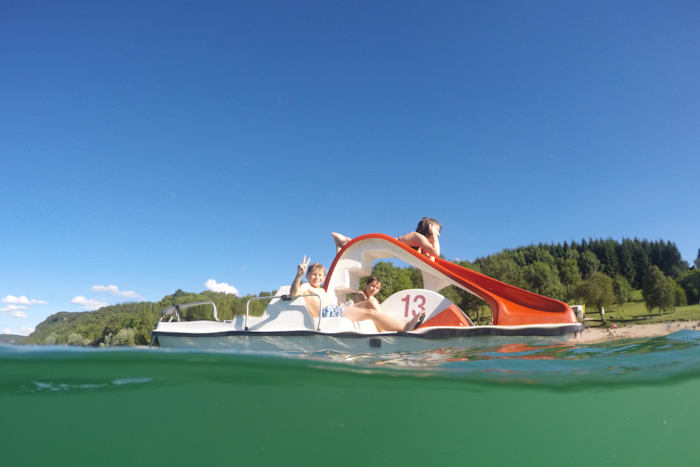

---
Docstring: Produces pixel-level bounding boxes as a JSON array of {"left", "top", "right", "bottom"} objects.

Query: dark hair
[
  {"left": 365, "top": 275, "right": 382, "bottom": 286},
  {"left": 416, "top": 217, "right": 441, "bottom": 237}
]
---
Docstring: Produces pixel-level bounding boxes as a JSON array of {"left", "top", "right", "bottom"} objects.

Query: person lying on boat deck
[
  {"left": 290, "top": 257, "right": 423, "bottom": 332},
  {"left": 332, "top": 217, "right": 442, "bottom": 259}
]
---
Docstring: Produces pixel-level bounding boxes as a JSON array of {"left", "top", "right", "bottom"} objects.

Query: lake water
[{"left": 3, "top": 331, "right": 700, "bottom": 466}]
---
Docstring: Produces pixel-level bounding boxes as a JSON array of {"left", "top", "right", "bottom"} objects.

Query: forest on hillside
[
  {"left": 23, "top": 237, "right": 700, "bottom": 347},
  {"left": 22, "top": 290, "right": 276, "bottom": 347}
]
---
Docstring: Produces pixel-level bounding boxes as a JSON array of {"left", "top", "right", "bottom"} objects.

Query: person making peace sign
[{"left": 290, "top": 257, "right": 423, "bottom": 332}]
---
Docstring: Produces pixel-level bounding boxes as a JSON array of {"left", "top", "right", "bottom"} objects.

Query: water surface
[{"left": 3, "top": 331, "right": 700, "bottom": 466}]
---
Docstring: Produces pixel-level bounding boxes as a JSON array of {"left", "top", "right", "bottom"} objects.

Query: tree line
[
  {"left": 23, "top": 289, "right": 277, "bottom": 347},
  {"left": 367, "top": 238, "right": 699, "bottom": 320},
  {"left": 23, "top": 238, "right": 700, "bottom": 345}
]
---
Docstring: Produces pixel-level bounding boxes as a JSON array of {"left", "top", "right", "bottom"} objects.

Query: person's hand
[
  {"left": 426, "top": 224, "right": 440, "bottom": 243},
  {"left": 297, "top": 255, "right": 310, "bottom": 276}
]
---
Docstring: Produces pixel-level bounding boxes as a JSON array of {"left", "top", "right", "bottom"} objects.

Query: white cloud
[
  {"left": 1, "top": 308, "right": 28, "bottom": 318},
  {"left": 2, "top": 329, "right": 12, "bottom": 334},
  {"left": 204, "top": 279, "right": 239, "bottom": 295},
  {"left": 90, "top": 285, "right": 119, "bottom": 294},
  {"left": 71, "top": 296, "right": 109, "bottom": 311},
  {"left": 2, "top": 295, "right": 48, "bottom": 305},
  {"left": 90, "top": 285, "right": 143, "bottom": 300},
  {"left": 2, "top": 295, "right": 30, "bottom": 305}
]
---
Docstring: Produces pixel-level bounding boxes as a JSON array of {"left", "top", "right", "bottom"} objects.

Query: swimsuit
[
  {"left": 397, "top": 236, "right": 421, "bottom": 252},
  {"left": 321, "top": 304, "right": 345, "bottom": 317}
]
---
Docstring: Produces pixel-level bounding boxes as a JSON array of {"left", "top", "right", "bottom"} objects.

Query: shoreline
[{"left": 570, "top": 321, "right": 700, "bottom": 344}]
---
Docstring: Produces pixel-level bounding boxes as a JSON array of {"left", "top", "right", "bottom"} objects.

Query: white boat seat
[{"left": 248, "top": 286, "right": 315, "bottom": 331}]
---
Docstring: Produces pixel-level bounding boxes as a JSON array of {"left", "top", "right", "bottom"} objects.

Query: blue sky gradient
[{"left": 2, "top": 1, "right": 699, "bottom": 335}]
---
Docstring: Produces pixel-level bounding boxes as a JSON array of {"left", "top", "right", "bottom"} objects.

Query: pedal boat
[{"left": 151, "top": 234, "right": 584, "bottom": 352}]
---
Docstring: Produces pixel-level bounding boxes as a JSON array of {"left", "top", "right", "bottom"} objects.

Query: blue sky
[{"left": 2, "top": 1, "right": 699, "bottom": 335}]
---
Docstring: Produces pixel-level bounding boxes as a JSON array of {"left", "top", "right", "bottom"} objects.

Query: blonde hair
[{"left": 306, "top": 263, "right": 326, "bottom": 277}]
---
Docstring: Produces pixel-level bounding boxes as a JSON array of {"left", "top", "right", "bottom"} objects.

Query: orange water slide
[
  {"left": 325, "top": 234, "right": 577, "bottom": 326},
  {"left": 433, "top": 256, "right": 576, "bottom": 325}
]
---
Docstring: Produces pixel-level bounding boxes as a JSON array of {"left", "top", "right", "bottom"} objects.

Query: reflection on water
[{"left": 302, "top": 330, "right": 700, "bottom": 385}]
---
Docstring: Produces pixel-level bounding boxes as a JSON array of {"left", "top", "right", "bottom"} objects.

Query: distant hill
[
  {"left": 0, "top": 334, "right": 25, "bottom": 344},
  {"left": 22, "top": 288, "right": 275, "bottom": 347}
]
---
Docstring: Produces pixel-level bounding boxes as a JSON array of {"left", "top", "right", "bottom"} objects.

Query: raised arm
[
  {"left": 290, "top": 256, "right": 310, "bottom": 296},
  {"left": 397, "top": 226, "right": 440, "bottom": 258},
  {"left": 427, "top": 223, "right": 441, "bottom": 258}
]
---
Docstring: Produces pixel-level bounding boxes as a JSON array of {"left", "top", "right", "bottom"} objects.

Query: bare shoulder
[
  {"left": 295, "top": 283, "right": 313, "bottom": 294},
  {"left": 397, "top": 231, "right": 424, "bottom": 245}
]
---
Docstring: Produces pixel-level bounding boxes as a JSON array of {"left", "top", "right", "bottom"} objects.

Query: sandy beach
[{"left": 571, "top": 321, "right": 700, "bottom": 344}]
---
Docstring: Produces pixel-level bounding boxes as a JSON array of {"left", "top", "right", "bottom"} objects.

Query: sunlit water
[{"left": 3, "top": 331, "right": 700, "bottom": 466}]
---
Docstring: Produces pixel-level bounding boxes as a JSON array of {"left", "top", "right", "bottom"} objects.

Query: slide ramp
[{"left": 325, "top": 234, "right": 576, "bottom": 326}]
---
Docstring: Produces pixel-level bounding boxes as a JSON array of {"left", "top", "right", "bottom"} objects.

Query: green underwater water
[{"left": 3, "top": 332, "right": 700, "bottom": 467}]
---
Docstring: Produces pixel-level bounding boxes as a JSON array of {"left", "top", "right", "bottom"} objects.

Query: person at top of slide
[{"left": 331, "top": 217, "right": 442, "bottom": 259}]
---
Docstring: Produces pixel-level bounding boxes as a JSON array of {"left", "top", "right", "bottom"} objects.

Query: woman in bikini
[{"left": 331, "top": 217, "right": 442, "bottom": 258}]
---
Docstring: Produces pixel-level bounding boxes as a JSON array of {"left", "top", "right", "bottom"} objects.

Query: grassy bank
[{"left": 583, "top": 290, "right": 700, "bottom": 328}]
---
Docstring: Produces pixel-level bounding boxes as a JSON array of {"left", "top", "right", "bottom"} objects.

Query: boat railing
[
  {"left": 245, "top": 293, "right": 323, "bottom": 331},
  {"left": 160, "top": 301, "right": 219, "bottom": 322}
]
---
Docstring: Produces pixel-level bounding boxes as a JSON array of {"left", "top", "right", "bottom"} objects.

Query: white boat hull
[
  {"left": 153, "top": 323, "right": 584, "bottom": 353},
  {"left": 152, "top": 284, "right": 584, "bottom": 353}
]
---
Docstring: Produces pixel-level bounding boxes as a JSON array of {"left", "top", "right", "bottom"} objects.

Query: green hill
[
  {"left": 0, "top": 334, "right": 25, "bottom": 344},
  {"left": 22, "top": 289, "right": 276, "bottom": 347}
]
